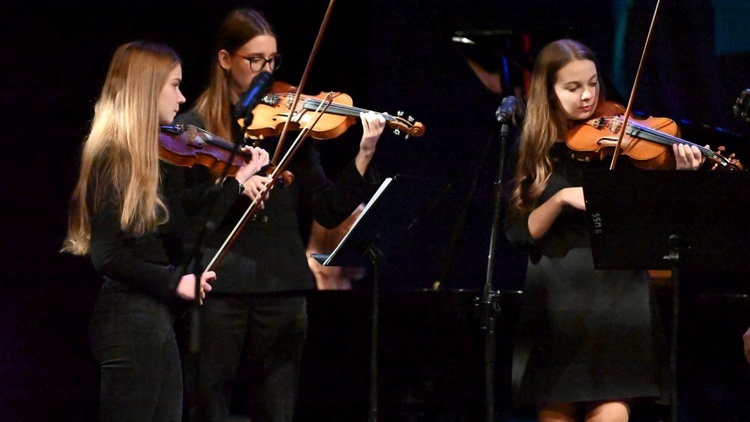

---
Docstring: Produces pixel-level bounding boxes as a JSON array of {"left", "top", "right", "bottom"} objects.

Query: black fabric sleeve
[
  {"left": 301, "top": 139, "right": 381, "bottom": 229},
  {"left": 311, "top": 160, "right": 380, "bottom": 229},
  {"left": 89, "top": 208, "right": 176, "bottom": 303}
]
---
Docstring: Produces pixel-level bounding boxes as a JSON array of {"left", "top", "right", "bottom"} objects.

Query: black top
[
  {"left": 173, "top": 110, "right": 381, "bottom": 294},
  {"left": 89, "top": 161, "right": 194, "bottom": 309},
  {"left": 505, "top": 143, "right": 665, "bottom": 405}
]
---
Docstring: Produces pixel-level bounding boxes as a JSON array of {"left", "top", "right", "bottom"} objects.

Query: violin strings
[
  {"left": 610, "top": 116, "right": 720, "bottom": 163},
  {"left": 303, "top": 98, "right": 393, "bottom": 121},
  {"left": 625, "top": 120, "right": 715, "bottom": 158}
]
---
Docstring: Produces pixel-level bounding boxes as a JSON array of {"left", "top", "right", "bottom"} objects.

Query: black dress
[{"left": 505, "top": 142, "right": 666, "bottom": 406}]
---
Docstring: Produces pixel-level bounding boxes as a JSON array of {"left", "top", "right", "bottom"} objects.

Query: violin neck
[
  {"left": 625, "top": 121, "right": 726, "bottom": 166},
  {"left": 163, "top": 124, "right": 241, "bottom": 152},
  {"left": 302, "top": 98, "right": 393, "bottom": 122}
]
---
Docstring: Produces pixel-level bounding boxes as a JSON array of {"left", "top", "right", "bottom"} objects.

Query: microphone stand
[
  {"left": 185, "top": 113, "right": 252, "bottom": 353},
  {"left": 185, "top": 71, "right": 272, "bottom": 354},
  {"left": 177, "top": 113, "right": 255, "bottom": 422},
  {"left": 476, "top": 110, "right": 514, "bottom": 422}
]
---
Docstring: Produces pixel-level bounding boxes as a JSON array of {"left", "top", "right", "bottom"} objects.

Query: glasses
[{"left": 238, "top": 54, "right": 282, "bottom": 72}]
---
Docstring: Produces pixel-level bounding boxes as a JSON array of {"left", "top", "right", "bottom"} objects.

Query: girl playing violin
[
  {"left": 173, "top": 7, "right": 387, "bottom": 421},
  {"left": 505, "top": 39, "right": 704, "bottom": 422},
  {"left": 60, "top": 40, "right": 266, "bottom": 422}
]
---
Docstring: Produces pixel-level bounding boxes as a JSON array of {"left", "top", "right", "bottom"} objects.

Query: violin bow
[
  {"left": 271, "top": 0, "right": 337, "bottom": 165},
  {"left": 204, "top": 95, "right": 336, "bottom": 272},
  {"left": 610, "top": 0, "right": 661, "bottom": 170},
  {"left": 202, "top": 1, "right": 338, "bottom": 271}
]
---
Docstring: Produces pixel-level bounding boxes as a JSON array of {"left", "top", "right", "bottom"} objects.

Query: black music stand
[
  {"left": 312, "top": 174, "right": 436, "bottom": 422},
  {"left": 582, "top": 169, "right": 750, "bottom": 422}
]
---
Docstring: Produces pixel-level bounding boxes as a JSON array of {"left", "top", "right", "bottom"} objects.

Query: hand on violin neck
[
  {"left": 358, "top": 111, "right": 386, "bottom": 153},
  {"left": 235, "top": 146, "right": 270, "bottom": 181},
  {"left": 355, "top": 112, "right": 386, "bottom": 175},
  {"left": 673, "top": 143, "right": 707, "bottom": 170}
]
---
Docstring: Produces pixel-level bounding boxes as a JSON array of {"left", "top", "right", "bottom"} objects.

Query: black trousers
[
  {"left": 90, "top": 284, "right": 182, "bottom": 422},
  {"left": 182, "top": 294, "right": 307, "bottom": 422}
]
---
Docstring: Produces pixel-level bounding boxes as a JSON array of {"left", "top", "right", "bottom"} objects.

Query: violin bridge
[{"left": 603, "top": 116, "right": 624, "bottom": 134}]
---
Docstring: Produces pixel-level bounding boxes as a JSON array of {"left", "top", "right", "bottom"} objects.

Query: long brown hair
[
  {"left": 62, "top": 41, "right": 181, "bottom": 255},
  {"left": 191, "top": 8, "right": 275, "bottom": 141},
  {"left": 508, "top": 39, "right": 603, "bottom": 216}
]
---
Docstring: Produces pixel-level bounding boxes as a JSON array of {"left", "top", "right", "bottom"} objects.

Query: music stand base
[
  {"left": 367, "top": 247, "right": 382, "bottom": 422},
  {"left": 667, "top": 240, "right": 681, "bottom": 422}
]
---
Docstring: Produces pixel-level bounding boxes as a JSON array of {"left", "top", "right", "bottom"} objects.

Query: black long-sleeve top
[{"left": 88, "top": 162, "right": 195, "bottom": 308}]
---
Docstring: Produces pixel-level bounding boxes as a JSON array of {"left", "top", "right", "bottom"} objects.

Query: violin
[
  {"left": 159, "top": 123, "right": 293, "bottom": 185},
  {"left": 160, "top": 124, "right": 251, "bottom": 177},
  {"left": 245, "top": 81, "right": 426, "bottom": 140},
  {"left": 566, "top": 100, "right": 743, "bottom": 170}
]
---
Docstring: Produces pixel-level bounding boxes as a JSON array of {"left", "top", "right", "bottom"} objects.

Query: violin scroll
[
  {"left": 708, "top": 146, "right": 743, "bottom": 171},
  {"left": 387, "top": 110, "right": 426, "bottom": 139},
  {"left": 259, "top": 163, "right": 295, "bottom": 188}
]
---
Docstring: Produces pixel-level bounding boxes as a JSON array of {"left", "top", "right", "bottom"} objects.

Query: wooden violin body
[
  {"left": 566, "top": 101, "right": 743, "bottom": 170},
  {"left": 160, "top": 123, "right": 294, "bottom": 186},
  {"left": 246, "top": 81, "right": 426, "bottom": 140},
  {"left": 160, "top": 124, "right": 252, "bottom": 177}
]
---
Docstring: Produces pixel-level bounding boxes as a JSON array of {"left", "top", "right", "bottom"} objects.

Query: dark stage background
[{"left": 3, "top": 1, "right": 750, "bottom": 420}]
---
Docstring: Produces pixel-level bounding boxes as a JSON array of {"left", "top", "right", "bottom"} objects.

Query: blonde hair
[
  {"left": 191, "top": 8, "right": 275, "bottom": 141},
  {"left": 509, "top": 39, "right": 603, "bottom": 216},
  {"left": 62, "top": 41, "right": 181, "bottom": 255}
]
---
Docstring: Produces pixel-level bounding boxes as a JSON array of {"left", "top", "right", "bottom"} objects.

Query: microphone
[
  {"left": 495, "top": 95, "right": 519, "bottom": 124},
  {"left": 232, "top": 71, "right": 274, "bottom": 122}
]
